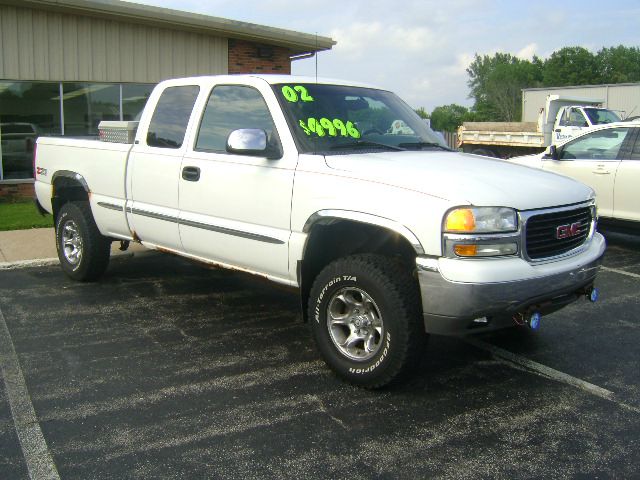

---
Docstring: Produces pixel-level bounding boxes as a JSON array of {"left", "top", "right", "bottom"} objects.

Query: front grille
[{"left": 525, "top": 207, "right": 592, "bottom": 260}]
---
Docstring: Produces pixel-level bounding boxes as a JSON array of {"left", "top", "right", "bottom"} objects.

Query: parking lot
[{"left": 1, "top": 229, "right": 638, "bottom": 479}]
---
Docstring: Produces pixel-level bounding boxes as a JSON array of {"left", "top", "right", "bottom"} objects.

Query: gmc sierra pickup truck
[{"left": 34, "top": 75, "right": 605, "bottom": 388}]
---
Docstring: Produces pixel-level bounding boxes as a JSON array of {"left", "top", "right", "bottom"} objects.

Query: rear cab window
[{"left": 146, "top": 86, "right": 200, "bottom": 148}]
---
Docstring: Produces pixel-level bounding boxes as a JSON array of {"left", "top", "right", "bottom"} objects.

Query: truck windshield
[
  {"left": 584, "top": 108, "right": 621, "bottom": 125},
  {"left": 272, "top": 83, "right": 448, "bottom": 154}
]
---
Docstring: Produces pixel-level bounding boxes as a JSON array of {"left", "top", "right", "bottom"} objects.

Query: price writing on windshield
[
  {"left": 299, "top": 118, "right": 361, "bottom": 138},
  {"left": 281, "top": 85, "right": 314, "bottom": 103}
]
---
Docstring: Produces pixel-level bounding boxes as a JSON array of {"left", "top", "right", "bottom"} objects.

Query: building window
[
  {"left": 62, "top": 83, "right": 121, "bottom": 136},
  {"left": 0, "top": 82, "right": 61, "bottom": 180},
  {"left": 0, "top": 81, "right": 154, "bottom": 180},
  {"left": 122, "top": 84, "right": 154, "bottom": 121}
]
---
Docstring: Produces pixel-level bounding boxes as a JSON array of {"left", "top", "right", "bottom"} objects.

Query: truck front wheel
[
  {"left": 308, "top": 254, "right": 426, "bottom": 388},
  {"left": 55, "top": 201, "right": 111, "bottom": 281}
]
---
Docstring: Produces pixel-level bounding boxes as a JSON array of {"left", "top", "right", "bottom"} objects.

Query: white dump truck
[{"left": 458, "top": 95, "right": 621, "bottom": 158}]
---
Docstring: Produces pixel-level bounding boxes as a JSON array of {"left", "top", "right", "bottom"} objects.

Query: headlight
[{"left": 444, "top": 207, "right": 518, "bottom": 233}]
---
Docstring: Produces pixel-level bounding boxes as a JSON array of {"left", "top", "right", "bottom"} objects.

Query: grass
[{"left": 0, "top": 200, "right": 53, "bottom": 231}]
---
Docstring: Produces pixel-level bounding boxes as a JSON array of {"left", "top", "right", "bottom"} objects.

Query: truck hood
[
  {"left": 324, "top": 150, "right": 593, "bottom": 210},
  {"left": 505, "top": 152, "right": 545, "bottom": 169}
]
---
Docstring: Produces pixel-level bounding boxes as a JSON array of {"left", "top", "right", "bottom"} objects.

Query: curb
[
  {"left": 0, "top": 258, "right": 60, "bottom": 270},
  {"left": 0, "top": 251, "right": 144, "bottom": 271}
]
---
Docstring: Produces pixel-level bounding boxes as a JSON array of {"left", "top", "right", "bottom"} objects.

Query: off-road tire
[
  {"left": 55, "top": 201, "right": 111, "bottom": 281},
  {"left": 308, "top": 254, "right": 426, "bottom": 388}
]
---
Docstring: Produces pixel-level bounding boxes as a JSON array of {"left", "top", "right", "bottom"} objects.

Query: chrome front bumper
[{"left": 417, "top": 233, "right": 606, "bottom": 335}]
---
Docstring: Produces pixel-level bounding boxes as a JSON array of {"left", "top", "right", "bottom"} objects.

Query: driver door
[{"left": 178, "top": 83, "right": 295, "bottom": 281}]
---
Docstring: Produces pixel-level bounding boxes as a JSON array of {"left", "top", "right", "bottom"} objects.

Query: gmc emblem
[{"left": 556, "top": 222, "right": 582, "bottom": 239}]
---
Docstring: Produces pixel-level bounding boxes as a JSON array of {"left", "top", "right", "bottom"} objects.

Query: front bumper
[{"left": 417, "top": 233, "right": 606, "bottom": 335}]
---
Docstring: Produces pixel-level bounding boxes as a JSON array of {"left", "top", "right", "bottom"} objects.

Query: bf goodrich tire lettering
[{"left": 308, "top": 254, "right": 426, "bottom": 388}]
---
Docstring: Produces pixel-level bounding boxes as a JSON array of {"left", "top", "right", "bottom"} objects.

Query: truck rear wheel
[
  {"left": 55, "top": 201, "right": 111, "bottom": 281},
  {"left": 308, "top": 254, "right": 426, "bottom": 388},
  {"left": 471, "top": 148, "right": 496, "bottom": 157}
]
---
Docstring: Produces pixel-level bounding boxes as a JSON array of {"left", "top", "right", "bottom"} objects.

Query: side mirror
[
  {"left": 544, "top": 144, "right": 559, "bottom": 160},
  {"left": 226, "top": 129, "right": 281, "bottom": 159}
]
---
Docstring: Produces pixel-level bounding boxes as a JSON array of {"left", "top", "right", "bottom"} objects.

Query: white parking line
[
  {"left": 0, "top": 306, "right": 60, "bottom": 480},
  {"left": 464, "top": 337, "right": 640, "bottom": 414},
  {"left": 601, "top": 266, "right": 640, "bottom": 280}
]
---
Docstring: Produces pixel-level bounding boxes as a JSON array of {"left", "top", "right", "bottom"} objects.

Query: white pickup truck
[
  {"left": 458, "top": 95, "right": 621, "bottom": 158},
  {"left": 34, "top": 75, "right": 605, "bottom": 388}
]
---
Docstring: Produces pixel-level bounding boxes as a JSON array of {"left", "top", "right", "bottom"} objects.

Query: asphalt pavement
[{"left": 0, "top": 228, "right": 638, "bottom": 479}]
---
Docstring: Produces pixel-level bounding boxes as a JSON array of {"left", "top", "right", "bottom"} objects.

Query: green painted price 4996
[{"left": 299, "top": 118, "right": 361, "bottom": 138}]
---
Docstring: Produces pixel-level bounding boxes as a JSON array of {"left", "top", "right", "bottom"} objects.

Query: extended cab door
[
  {"left": 126, "top": 84, "right": 200, "bottom": 250},
  {"left": 542, "top": 126, "right": 633, "bottom": 218},
  {"left": 178, "top": 81, "right": 296, "bottom": 282}
]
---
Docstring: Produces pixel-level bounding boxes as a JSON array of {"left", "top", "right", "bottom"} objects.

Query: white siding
[{"left": 0, "top": 4, "right": 228, "bottom": 82}]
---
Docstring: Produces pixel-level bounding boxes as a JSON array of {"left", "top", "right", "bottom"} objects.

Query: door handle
[
  {"left": 592, "top": 165, "right": 610, "bottom": 175},
  {"left": 182, "top": 166, "right": 200, "bottom": 182}
]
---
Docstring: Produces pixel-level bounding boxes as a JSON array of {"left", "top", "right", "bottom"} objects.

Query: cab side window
[
  {"left": 195, "top": 85, "right": 279, "bottom": 153},
  {"left": 146, "top": 86, "right": 200, "bottom": 149},
  {"left": 567, "top": 109, "right": 588, "bottom": 127},
  {"left": 559, "top": 127, "right": 630, "bottom": 160},
  {"left": 558, "top": 109, "right": 571, "bottom": 127},
  {"left": 632, "top": 131, "right": 640, "bottom": 160}
]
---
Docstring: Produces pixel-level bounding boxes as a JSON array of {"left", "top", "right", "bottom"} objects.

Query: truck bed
[
  {"left": 34, "top": 136, "right": 133, "bottom": 239},
  {"left": 458, "top": 121, "right": 544, "bottom": 149},
  {"left": 461, "top": 122, "right": 538, "bottom": 133}
]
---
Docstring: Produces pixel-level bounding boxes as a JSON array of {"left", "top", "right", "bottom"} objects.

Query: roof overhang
[{"left": 0, "top": 0, "right": 336, "bottom": 54}]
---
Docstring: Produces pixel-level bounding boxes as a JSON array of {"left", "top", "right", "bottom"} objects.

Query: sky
[{"left": 126, "top": 0, "right": 640, "bottom": 111}]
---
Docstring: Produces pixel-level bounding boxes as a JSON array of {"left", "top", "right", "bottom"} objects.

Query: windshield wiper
[
  {"left": 397, "top": 141, "right": 452, "bottom": 151},
  {"left": 329, "top": 140, "right": 406, "bottom": 151}
]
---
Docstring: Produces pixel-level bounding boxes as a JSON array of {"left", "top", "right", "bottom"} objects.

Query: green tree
[
  {"left": 542, "top": 46, "right": 601, "bottom": 86},
  {"left": 414, "top": 107, "right": 430, "bottom": 119},
  {"left": 467, "top": 53, "right": 543, "bottom": 121},
  {"left": 430, "top": 104, "right": 471, "bottom": 132},
  {"left": 597, "top": 45, "right": 640, "bottom": 83}
]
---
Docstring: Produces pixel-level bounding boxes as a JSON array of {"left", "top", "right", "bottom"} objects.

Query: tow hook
[
  {"left": 526, "top": 311, "right": 542, "bottom": 331},
  {"left": 585, "top": 286, "right": 599, "bottom": 303},
  {"left": 119, "top": 240, "right": 130, "bottom": 251},
  {"left": 513, "top": 310, "right": 542, "bottom": 330}
]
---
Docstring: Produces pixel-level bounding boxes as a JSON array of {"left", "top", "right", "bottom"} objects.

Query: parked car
[
  {"left": 507, "top": 120, "right": 640, "bottom": 229},
  {"left": 0, "top": 122, "right": 38, "bottom": 178}
]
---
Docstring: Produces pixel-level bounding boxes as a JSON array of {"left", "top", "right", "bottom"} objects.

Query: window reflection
[
  {"left": 0, "top": 82, "right": 61, "bottom": 179},
  {"left": 123, "top": 84, "right": 153, "bottom": 121},
  {"left": 0, "top": 81, "right": 154, "bottom": 180},
  {"left": 196, "top": 86, "right": 277, "bottom": 152},
  {"left": 146, "top": 86, "right": 199, "bottom": 149},
  {"left": 61, "top": 83, "right": 120, "bottom": 136}
]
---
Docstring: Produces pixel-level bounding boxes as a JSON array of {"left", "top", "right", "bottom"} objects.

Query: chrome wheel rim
[
  {"left": 326, "top": 287, "right": 384, "bottom": 361},
  {"left": 61, "top": 220, "right": 83, "bottom": 265}
]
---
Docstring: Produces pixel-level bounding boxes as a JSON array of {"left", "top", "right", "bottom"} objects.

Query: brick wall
[
  {"left": 0, "top": 181, "right": 35, "bottom": 200},
  {"left": 228, "top": 39, "right": 291, "bottom": 74}
]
